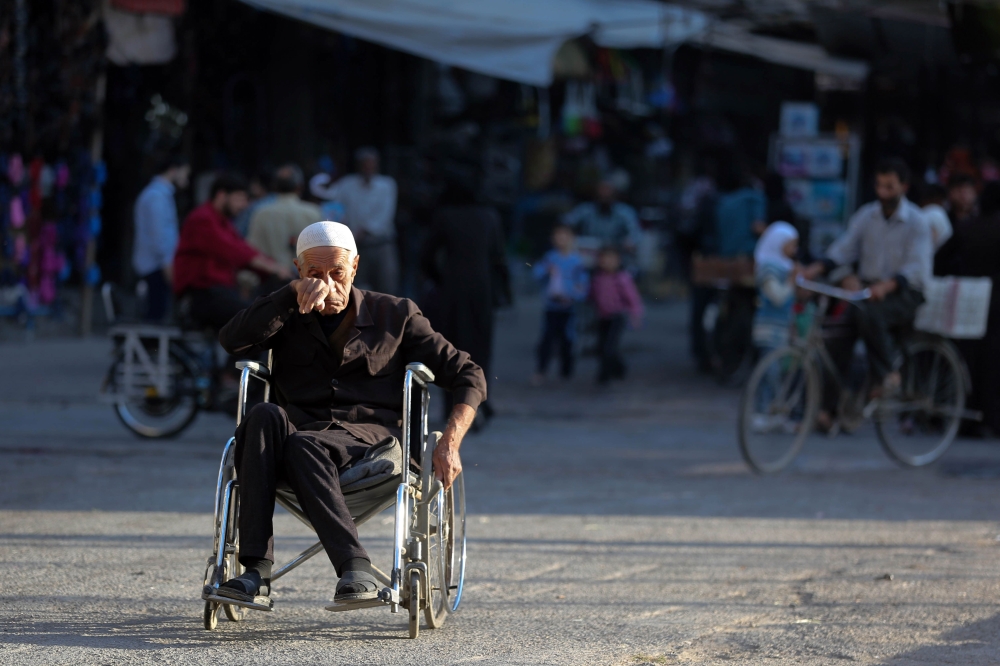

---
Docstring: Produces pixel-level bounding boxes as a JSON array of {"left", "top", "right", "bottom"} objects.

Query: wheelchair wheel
[
  {"left": 204, "top": 600, "right": 219, "bottom": 630},
  {"left": 738, "top": 346, "right": 819, "bottom": 474},
  {"left": 876, "top": 339, "right": 965, "bottom": 467},
  {"left": 408, "top": 570, "right": 421, "bottom": 639},
  {"left": 444, "top": 472, "right": 467, "bottom": 613},
  {"left": 104, "top": 347, "right": 200, "bottom": 438},
  {"left": 424, "top": 486, "right": 448, "bottom": 629}
]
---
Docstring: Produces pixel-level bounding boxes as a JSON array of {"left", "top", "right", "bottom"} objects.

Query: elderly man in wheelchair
[{"left": 201, "top": 221, "right": 483, "bottom": 632}]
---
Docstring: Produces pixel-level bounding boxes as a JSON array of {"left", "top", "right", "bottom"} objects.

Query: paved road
[{"left": 1, "top": 298, "right": 999, "bottom": 665}]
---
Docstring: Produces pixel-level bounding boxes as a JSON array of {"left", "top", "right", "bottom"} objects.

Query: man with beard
[
  {"left": 803, "top": 158, "right": 933, "bottom": 426},
  {"left": 173, "top": 173, "right": 292, "bottom": 330}
]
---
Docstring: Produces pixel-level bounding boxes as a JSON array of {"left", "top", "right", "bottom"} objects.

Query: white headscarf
[{"left": 754, "top": 221, "right": 799, "bottom": 271}]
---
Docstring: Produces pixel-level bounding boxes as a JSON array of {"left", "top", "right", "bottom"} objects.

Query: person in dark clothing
[
  {"left": 421, "top": 181, "right": 507, "bottom": 422},
  {"left": 948, "top": 183, "right": 1000, "bottom": 434},
  {"left": 209, "top": 221, "right": 485, "bottom": 611}
]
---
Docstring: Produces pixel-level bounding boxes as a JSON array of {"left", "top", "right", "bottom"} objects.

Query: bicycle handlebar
[{"left": 795, "top": 276, "right": 871, "bottom": 302}]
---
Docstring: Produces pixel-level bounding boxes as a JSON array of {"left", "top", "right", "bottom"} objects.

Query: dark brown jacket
[{"left": 219, "top": 284, "right": 486, "bottom": 444}]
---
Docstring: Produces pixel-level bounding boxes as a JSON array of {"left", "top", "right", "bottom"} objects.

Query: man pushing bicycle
[{"left": 803, "top": 158, "right": 934, "bottom": 429}]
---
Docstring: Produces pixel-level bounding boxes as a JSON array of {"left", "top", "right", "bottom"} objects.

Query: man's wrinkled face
[
  {"left": 294, "top": 247, "right": 359, "bottom": 314},
  {"left": 874, "top": 172, "right": 907, "bottom": 208}
]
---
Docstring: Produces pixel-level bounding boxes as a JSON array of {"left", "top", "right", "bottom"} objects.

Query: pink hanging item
[
  {"left": 10, "top": 198, "right": 25, "bottom": 229},
  {"left": 7, "top": 154, "right": 23, "bottom": 185}
]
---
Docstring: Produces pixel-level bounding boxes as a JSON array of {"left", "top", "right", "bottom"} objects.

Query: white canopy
[
  {"left": 237, "top": 0, "right": 709, "bottom": 86},
  {"left": 692, "top": 22, "right": 869, "bottom": 82}
]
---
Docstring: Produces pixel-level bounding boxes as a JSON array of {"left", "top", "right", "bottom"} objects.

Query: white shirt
[
  {"left": 328, "top": 174, "right": 398, "bottom": 240},
  {"left": 132, "top": 176, "right": 177, "bottom": 276},
  {"left": 827, "top": 197, "right": 933, "bottom": 291}
]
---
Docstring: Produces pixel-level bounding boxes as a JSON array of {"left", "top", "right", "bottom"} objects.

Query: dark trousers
[
  {"left": 690, "top": 286, "right": 714, "bottom": 372},
  {"left": 186, "top": 286, "right": 251, "bottom": 331},
  {"left": 234, "top": 403, "right": 371, "bottom": 575},
  {"left": 536, "top": 309, "right": 576, "bottom": 377},
  {"left": 597, "top": 314, "right": 627, "bottom": 383},
  {"left": 139, "top": 269, "right": 169, "bottom": 323},
  {"left": 823, "top": 286, "right": 924, "bottom": 411}
]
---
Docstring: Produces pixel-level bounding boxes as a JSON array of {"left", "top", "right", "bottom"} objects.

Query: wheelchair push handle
[
  {"left": 795, "top": 276, "right": 871, "bottom": 302},
  {"left": 406, "top": 362, "right": 435, "bottom": 385}
]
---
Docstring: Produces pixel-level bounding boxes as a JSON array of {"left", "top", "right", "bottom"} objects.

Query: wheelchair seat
[{"left": 274, "top": 436, "right": 405, "bottom": 520}]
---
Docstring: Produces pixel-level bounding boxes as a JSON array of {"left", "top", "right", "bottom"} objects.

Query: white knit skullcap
[{"left": 296, "top": 221, "right": 357, "bottom": 257}]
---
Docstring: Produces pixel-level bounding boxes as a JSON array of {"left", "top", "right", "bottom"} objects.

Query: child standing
[
  {"left": 533, "top": 225, "right": 589, "bottom": 384},
  {"left": 752, "top": 221, "right": 800, "bottom": 354},
  {"left": 589, "top": 246, "right": 644, "bottom": 385}
]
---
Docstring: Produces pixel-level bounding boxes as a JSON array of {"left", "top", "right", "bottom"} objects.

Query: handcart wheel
[
  {"left": 408, "top": 571, "right": 421, "bottom": 639},
  {"left": 204, "top": 600, "right": 219, "bottom": 630},
  {"left": 424, "top": 486, "right": 449, "bottom": 629}
]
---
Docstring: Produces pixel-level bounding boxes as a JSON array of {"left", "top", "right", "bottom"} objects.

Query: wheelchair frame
[{"left": 202, "top": 352, "right": 467, "bottom": 638}]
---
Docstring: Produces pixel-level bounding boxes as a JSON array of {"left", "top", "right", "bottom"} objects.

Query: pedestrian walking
[
  {"left": 532, "top": 224, "right": 589, "bottom": 384},
  {"left": 322, "top": 147, "right": 399, "bottom": 294},
  {"left": 942, "top": 182, "right": 1000, "bottom": 435},
  {"left": 563, "top": 176, "right": 642, "bottom": 268},
  {"left": 589, "top": 246, "right": 644, "bottom": 385},
  {"left": 421, "top": 179, "right": 507, "bottom": 423},
  {"left": 132, "top": 152, "right": 189, "bottom": 322},
  {"left": 246, "top": 164, "right": 322, "bottom": 273}
]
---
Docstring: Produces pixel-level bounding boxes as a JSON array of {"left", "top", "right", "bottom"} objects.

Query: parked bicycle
[
  {"left": 737, "top": 277, "right": 974, "bottom": 473},
  {"left": 99, "top": 283, "right": 232, "bottom": 438}
]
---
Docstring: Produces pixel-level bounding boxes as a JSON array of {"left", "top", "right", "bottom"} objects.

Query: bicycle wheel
[
  {"left": 876, "top": 339, "right": 965, "bottom": 467},
  {"left": 104, "top": 347, "right": 200, "bottom": 438},
  {"left": 738, "top": 346, "right": 819, "bottom": 473}
]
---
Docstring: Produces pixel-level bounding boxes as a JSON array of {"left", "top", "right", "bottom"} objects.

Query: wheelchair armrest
[
  {"left": 235, "top": 360, "right": 270, "bottom": 379},
  {"left": 406, "top": 362, "right": 435, "bottom": 384}
]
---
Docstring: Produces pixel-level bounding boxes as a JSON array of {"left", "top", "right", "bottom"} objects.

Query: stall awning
[
  {"left": 691, "top": 21, "right": 870, "bottom": 82},
  {"left": 237, "top": 0, "right": 709, "bottom": 86}
]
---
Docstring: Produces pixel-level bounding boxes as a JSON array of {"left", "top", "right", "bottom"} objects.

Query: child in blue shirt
[{"left": 532, "top": 224, "right": 589, "bottom": 384}]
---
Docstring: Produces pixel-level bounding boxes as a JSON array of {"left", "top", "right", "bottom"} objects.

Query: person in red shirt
[{"left": 173, "top": 173, "right": 291, "bottom": 329}]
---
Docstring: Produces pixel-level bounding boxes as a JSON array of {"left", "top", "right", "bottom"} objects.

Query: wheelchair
[{"left": 201, "top": 354, "right": 468, "bottom": 638}]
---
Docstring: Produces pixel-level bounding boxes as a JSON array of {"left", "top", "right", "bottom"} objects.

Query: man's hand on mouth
[{"left": 292, "top": 278, "right": 336, "bottom": 314}]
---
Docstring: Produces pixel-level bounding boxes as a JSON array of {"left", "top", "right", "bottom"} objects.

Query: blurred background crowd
[{"left": 2, "top": 0, "right": 1000, "bottom": 431}]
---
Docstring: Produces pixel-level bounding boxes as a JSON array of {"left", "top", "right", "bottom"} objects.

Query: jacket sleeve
[
  {"left": 401, "top": 302, "right": 487, "bottom": 411},
  {"left": 219, "top": 284, "right": 299, "bottom": 353}
]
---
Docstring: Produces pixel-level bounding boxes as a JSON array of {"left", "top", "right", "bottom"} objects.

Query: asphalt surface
[{"left": 2, "top": 297, "right": 999, "bottom": 665}]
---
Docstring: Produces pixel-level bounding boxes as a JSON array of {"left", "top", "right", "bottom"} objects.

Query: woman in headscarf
[{"left": 752, "top": 222, "right": 800, "bottom": 354}]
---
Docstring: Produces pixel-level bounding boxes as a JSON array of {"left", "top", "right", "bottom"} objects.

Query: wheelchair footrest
[
  {"left": 324, "top": 588, "right": 394, "bottom": 613},
  {"left": 202, "top": 587, "right": 274, "bottom": 612}
]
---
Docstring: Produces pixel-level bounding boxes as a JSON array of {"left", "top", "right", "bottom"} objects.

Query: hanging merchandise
[
  {"left": 580, "top": 83, "right": 602, "bottom": 140},
  {"left": 561, "top": 81, "right": 583, "bottom": 136},
  {"left": 0, "top": 0, "right": 105, "bottom": 323}
]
